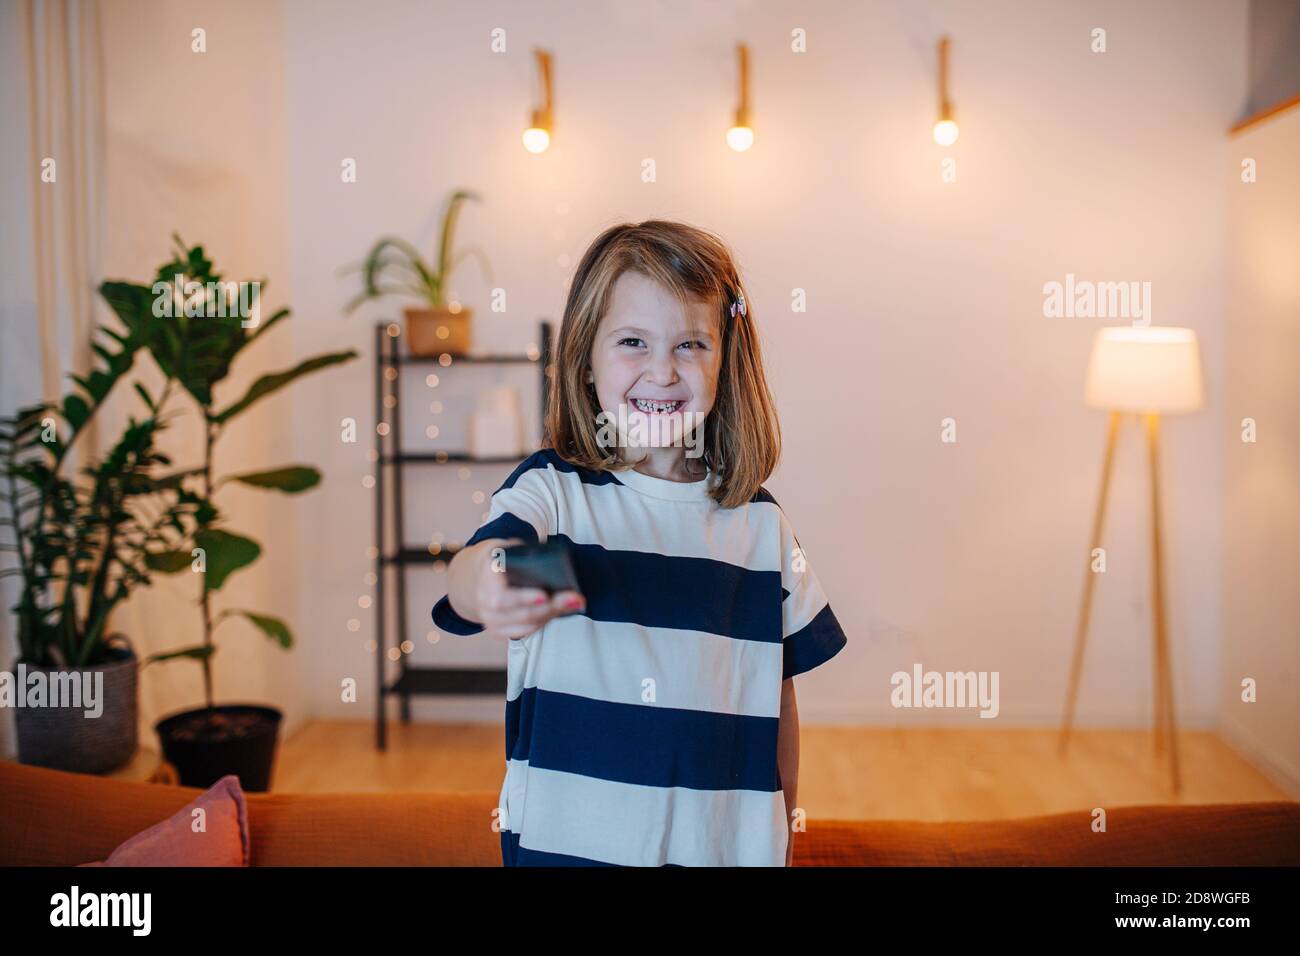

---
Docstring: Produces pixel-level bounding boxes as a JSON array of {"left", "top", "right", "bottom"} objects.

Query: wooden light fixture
[
  {"left": 523, "top": 48, "right": 554, "bottom": 154},
  {"left": 933, "top": 35, "right": 958, "bottom": 146},
  {"left": 727, "top": 43, "right": 754, "bottom": 151}
]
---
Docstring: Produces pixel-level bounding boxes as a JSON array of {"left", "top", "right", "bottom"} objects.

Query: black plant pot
[{"left": 155, "top": 704, "right": 282, "bottom": 792}]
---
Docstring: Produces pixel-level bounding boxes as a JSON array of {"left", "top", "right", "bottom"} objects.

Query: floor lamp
[{"left": 1059, "top": 326, "right": 1206, "bottom": 794}]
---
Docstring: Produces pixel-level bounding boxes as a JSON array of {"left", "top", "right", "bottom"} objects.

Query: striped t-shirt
[{"left": 431, "top": 447, "right": 848, "bottom": 866}]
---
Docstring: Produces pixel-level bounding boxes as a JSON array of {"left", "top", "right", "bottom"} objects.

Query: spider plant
[{"left": 343, "top": 188, "right": 491, "bottom": 313}]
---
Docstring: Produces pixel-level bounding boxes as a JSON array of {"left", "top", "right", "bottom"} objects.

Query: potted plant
[
  {"left": 343, "top": 188, "right": 492, "bottom": 355},
  {"left": 1, "top": 301, "right": 203, "bottom": 774},
  {"left": 107, "top": 235, "right": 358, "bottom": 791}
]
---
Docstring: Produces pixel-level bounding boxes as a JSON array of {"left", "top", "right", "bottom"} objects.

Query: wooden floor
[{"left": 272, "top": 721, "right": 1294, "bottom": 821}]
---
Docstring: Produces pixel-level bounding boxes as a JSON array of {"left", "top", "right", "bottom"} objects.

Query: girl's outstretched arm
[
  {"left": 778, "top": 677, "right": 799, "bottom": 866},
  {"left": 446, "top": 538, "right": 516, "bottom": 624},
  {"left": 445, "top": 538, "right": 583, "bottom": 639}
]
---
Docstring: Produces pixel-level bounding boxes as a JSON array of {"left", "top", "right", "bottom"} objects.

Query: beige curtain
[
  {"left": 23, "top": 0, "right": 106, "bottom": 461},
  {"left": 0, "top": 0, "right": 105, "bottom": 759}
]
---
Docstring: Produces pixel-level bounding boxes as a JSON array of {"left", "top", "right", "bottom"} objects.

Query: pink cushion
[{"left": 77, "top": 774, "right": 250, "bottom": 867}]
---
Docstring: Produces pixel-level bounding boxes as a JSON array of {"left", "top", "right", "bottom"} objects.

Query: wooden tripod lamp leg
[
  {"left": 1060, "top": 410, "right": 1123, "bottom": 756},
  {"left": 1145, "top": 412, "right": 1182, "bottom": 793}
]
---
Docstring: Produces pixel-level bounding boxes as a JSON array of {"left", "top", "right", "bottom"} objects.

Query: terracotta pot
[
  {"left": 404, "top": 306, "right": 472, "bottom": 356},
  {"left": 13, "top": 638, "right": 139, "bottom": 775}
]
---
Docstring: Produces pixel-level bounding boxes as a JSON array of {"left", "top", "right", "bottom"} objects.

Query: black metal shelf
[
  {"left": 374, "top": 319, "right": 552, "bottom": 750},
  {"left": 379, "top": 452, "right": 525, "bottom": 465},
  {"left": 391, "top": 352, "right": 540, "bottom": 365},
  {"left": 381, "top": 545, "right": 463, "bottom": 566},
  {"left": 388, "top": 668, "right": 507, "bottom": 696}
]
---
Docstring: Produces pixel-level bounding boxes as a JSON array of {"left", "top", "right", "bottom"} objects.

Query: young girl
[{"left": 432, "top": 220, "right": 848, "bottom": 866}]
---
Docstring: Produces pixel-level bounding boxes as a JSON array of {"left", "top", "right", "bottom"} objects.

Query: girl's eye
[{"left": 615, "top": 338, "right": 706, "bottom": 349}]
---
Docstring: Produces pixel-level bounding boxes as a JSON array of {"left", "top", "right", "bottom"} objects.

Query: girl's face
[{"left": 585, "top": 271, "right": 722, "bottom": 453}]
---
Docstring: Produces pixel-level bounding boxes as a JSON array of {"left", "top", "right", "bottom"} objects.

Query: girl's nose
[{"left": 645, "top": 348, "right": 678, "bottom": 382}]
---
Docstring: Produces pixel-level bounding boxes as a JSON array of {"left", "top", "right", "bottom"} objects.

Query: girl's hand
[{"left": 474, "top": 538, "right": 585, "bottom": 641}]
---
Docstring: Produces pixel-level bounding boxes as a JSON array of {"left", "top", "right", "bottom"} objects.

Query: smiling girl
[{"left": 432, "top": 220, "right": 848, "bottom": 866}]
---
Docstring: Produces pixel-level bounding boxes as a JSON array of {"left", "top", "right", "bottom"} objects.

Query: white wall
[
  {"left": 96, "top": 0, "right": 306, "bottom": 741},
  {"left": 1220, "top": 108, "right": 1300, "bottom": 796},
  {"left": 277, "top": 0, "right": 1248, "bottom": 734},
  {"left": 6, "top": 1, "right": 1272, "bottom": 763}
]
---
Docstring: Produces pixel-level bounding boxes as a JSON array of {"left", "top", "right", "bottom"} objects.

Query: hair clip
[{"left": 729, "top": 292, "right": 747, "bottom": 318}]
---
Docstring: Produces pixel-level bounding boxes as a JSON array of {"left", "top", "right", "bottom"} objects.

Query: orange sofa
[{"left": 2, "top": 759, "right": 1297, "bottom": 866}]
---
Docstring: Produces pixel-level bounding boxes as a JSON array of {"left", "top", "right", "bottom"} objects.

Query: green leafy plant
[
  {"left": 342, "top": 188, "right": 491, "bottom": 313},
  {"left": 1, "top": 302, "right": 203, "bottom": 668},
  {"left": 101, "top": 235, "right": 358, "bottom": 712}
]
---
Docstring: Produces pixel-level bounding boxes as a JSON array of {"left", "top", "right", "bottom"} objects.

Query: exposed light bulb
[
  {"left": 522, "top": 126, "right": 550, "bottom": 153},
  {"left": 933, "top": 118, "right": 959, "bottom": 146},
  {"left": 726, "top": 125, "right": 754, "bottom": 151}
]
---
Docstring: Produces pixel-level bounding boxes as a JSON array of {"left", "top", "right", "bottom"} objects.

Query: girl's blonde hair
[{"left": 543, "top": 219, "right": 781, "bottom": 509}]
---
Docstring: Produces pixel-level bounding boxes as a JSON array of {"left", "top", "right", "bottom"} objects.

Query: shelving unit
[{"left": 373, "top": 319, "right": 553, "bottom": 749}]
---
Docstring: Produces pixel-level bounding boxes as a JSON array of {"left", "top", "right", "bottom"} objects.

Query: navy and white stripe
[{"left": 431, "top": 448, "right": 847, "bottom": 866}]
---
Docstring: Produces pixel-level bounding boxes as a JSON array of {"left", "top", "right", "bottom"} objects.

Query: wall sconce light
[
  {"left": 726, "top": 43, "right": 754, "bottom": 151},
  {"left": 522, "top": 48, "right": 554, "bottom": 154},
  {"left": 933, "top": 35, "right": 959, "bottom": 146}
]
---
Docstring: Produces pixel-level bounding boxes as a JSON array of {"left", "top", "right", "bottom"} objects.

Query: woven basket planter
[{"left": 13, "top": 640, "right": 139, "bottom": 775}]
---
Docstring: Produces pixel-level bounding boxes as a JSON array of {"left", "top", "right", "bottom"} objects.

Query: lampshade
[{"left": 1084, "top": 326, "right": 1205, "bottom": 413}]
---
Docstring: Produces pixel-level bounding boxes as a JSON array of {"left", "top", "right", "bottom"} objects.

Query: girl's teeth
[{"left": 633, "top": 399, "right": 681, "bottom": 413}]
